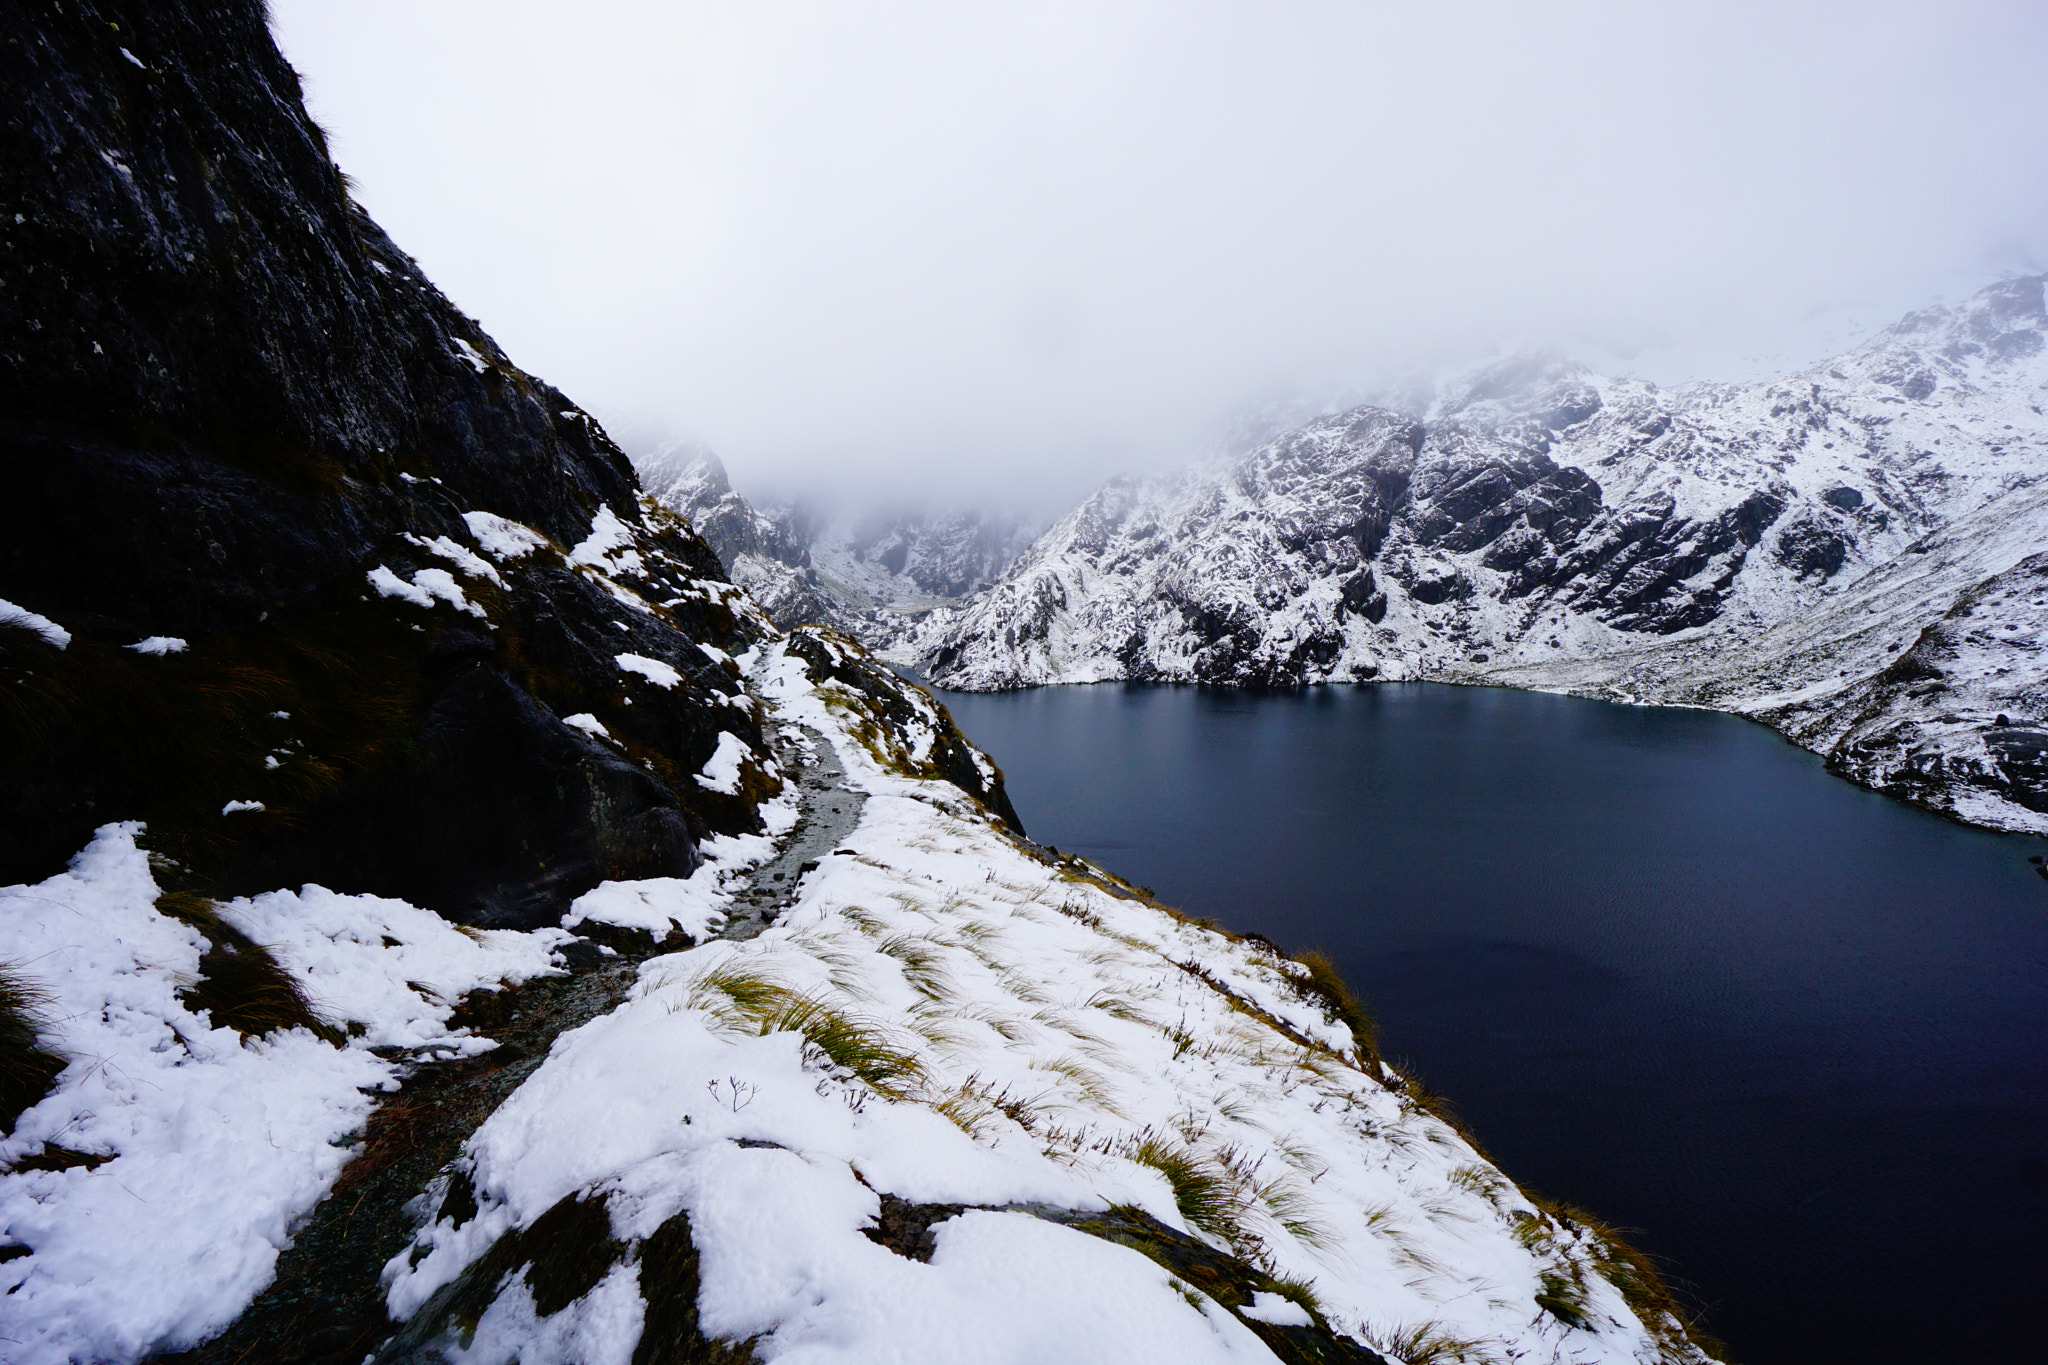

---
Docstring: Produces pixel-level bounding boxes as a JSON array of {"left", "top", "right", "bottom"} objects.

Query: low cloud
[{"left": 273, "top": 0, "right": 2048, "bottom": 514}]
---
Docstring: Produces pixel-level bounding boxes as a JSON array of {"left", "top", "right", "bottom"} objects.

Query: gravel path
[
  {"left": 716, "top": 722, "right": 867, "bottom": 942},
  {"left": 156, "top": 713, "right": 865, "bottom": 1364}
]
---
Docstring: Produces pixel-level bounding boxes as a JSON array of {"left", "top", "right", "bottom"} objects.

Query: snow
[
  {"left": 694, "top": 731, "right": 752, "bottom": 794},
  {"left": 125, "top": 636, "right": 187, "bottom": 655},
  {"left": 405, "top": 533, "right": 505, "bottom": 586},
  {"left": 461, "top": 511, "right": 548, "bottom": 560},
  {"left": 375, "top": 639, "right": 1703, "bottom": 1364},
  {"left": 1241, "top": 1292, "right": 1313, "bottom": 1327},
  {"left": 366, "top": 565, "right": 486, "bottom": 619},
  {"left": 616, "top": 652, "right": 682, "bottom": 689},
  {"left": 0, "top": 463, "right": 1710, "bottom": 1365},
  {"left": 0, "top": 827, "right": 387, "bottom": 1364},
  {"left": 563, "top": 712, "right": 614, "bottom": 741},
  {"left": 0, "top": 598, "right": 70, "bottom": 649},
  {"left": 220, "top": 799, "right": 265, "bottom": 815},
  {"left": 570, "top": 506, "right": 646, "bottom": 578},
  {"left": 218, "top": 884, "right": 570, "bottom": 1055},
  {"left": 0, "top": 827, "right": 580, "bottom": 1364},
  {"left": 446, "top": 1264, "right": 644, "bottom": 1365},
  {"left": 677, "top": 1160, "right": 1286, "bottom": 1363},
  {"left": 562, "top": 877, "right": 727, "bottom": 942}
]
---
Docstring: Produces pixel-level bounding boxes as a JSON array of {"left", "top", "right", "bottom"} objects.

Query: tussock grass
[
  {"left": 1262, "top": 1270, "right": 1325, "bottom": 1319},
  {"left": 875, "top": 933, "right": 953, "bottom": 1000},
  {"left": 996, "top": 969, "right": 1053, "bottom": 1004},
  {"left": 1029, "top": 1053, "right": 1119, "bottom": 1111},
  {"left": 954, "top": 1002, "right": 1033, "bottom": 1043},
  {"left": 839, "top": 907, "right": 888, "bottom": 936},
  {"left": 1082, "top": 987, "right": 1152, "bottom": 1023},
  {"left": 1360, "top": 1321, "right": 1503, "bottom": 1365},
  {"left": 1529, "top": 1196, "right": 1724, "bottom": 1361},
  {"left": 677, "top": 965, "right": 924, "bottom": 1098},
  {"left": 1122, "top": 1135, "right": 1245, "bottom": 1246},
  {"left": 1446, "top": 1163, "right": 1511, "bottom": 1211},
  {"left": 1288, "top": 949, "right": 1383, "bottom": 1072},
  {"left": 1, "top": 964, "right": 66, "bottom": 1134},
  {"left": 156, "top": 892, "right": 340, "bottom": 1044},
  {"left": 932, "top": 1082, "right": 1000, "bottom": 1139},
  {"left": 1534, "top": 1267, "right": 1593, "bottom": 1330},
  {"left": 1259, "top": 1178, "right": 1333, "bottom": 1249}
]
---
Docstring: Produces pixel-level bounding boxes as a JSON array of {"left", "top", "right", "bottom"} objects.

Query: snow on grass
[
  {"left": 1242, "top": 1292, "right": 1314, "bottom": 1327},
  {"left": 461, "top": 511, "right": 547, "bottom": 561},
  {"left": 124, "top": 636, "right": 187, "bottom": 655},
  {"left": 220, "top": 799, "right": 265, "bottom": 815},
  {"left": 616, "top": 653, "right": 682, "bottom": 689},
  {"left": 379, "top": 640, "right": 1704, "bottom": 1364},
  {"left": 694, "top": 731, "right": 751, "bottom": 794},
  {"left": 0, "top": 826, "right": 573, "bottom": 1364},
  {"left": 0, "top": 827, "right": 387, "bottom": 1364},
  {"left": 216, "top": 885, "right": 570, "bottom": 1056},
  {"left": 366, "top": 565, "right": 486, "bottom": 619},
  {"left": 561, "top": 878, "right": 726, "bottom": 941},
  {"left": 0, "top": 598, "right": 69, "bottom": 649},
  {"left": 404, "top": 532, "right": 505, "bottom": 586},
  {"left": 570, "top": 505, "right": 646, "bottom": 578}
]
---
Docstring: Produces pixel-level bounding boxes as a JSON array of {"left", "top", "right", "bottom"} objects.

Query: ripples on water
[{"left": 935, "top": 681, "right": 2048, "bottom": 1365}]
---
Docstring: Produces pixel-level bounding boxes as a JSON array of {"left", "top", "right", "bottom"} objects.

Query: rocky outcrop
[{"left": 909, "top": 288, "right": 2048, "bottom": 832}]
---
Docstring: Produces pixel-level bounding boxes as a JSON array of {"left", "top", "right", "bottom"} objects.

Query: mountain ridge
[{"left": 906, "top": 280, "right": 2048, "bottom": 833}]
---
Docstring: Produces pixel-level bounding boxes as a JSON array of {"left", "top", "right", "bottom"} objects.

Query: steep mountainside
[
  {"left": 638, "top": 444, "right": 1038, "bottom": 638},
  {"left": 911, "top": 282, "right": 2048, "bottom": 833},
  {"left": 0, "top": 7, "right": 1716, "bottom": 1365},
  {"left": 0, "top": 0, "right": 799, "bottom": 926}
]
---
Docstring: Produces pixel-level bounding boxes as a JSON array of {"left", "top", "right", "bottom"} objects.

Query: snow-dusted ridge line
[{"left": 905, "top": 276, "right": 2048, "bottom": 835}]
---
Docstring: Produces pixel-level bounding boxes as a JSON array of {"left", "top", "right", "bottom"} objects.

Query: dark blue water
[{"left": 934, "top": 681, "right": 2048, "bottom": 1364}]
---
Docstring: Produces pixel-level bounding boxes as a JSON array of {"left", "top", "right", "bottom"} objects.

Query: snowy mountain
[
  {"left": 909, "top": 282, "right": 2048, "bottom": 834},
  {"left": 637, "top": 444, "right": 1040, "bottom": 640},
  {"left": 0, "top": 8, "right": 1716, "bottom": 1364}
]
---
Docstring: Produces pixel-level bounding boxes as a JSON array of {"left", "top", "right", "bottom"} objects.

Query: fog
[{"left": 271, "top": 1, "right": 2048, "bottom": 516}]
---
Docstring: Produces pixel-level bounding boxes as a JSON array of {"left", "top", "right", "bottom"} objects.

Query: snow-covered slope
[
  {"left": 638, "top": 445, "right": 1040, "bottom": 641},
  {"left": 3, "top": 634, "right": 1714, "bottom": 1365},
  {"left": 910, "top": 278, "right": 2048, "bottom": 832}
]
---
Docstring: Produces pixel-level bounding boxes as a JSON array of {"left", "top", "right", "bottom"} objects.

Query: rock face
[
  {"left": 638, "top": 444, "right": 1040, "bottom": 638},
  {"left": 0, "top": 1, "right": 1012, "bottom": 924},
  {"left": 911, "top": 282, "right": 2048, "bottom": 832}
]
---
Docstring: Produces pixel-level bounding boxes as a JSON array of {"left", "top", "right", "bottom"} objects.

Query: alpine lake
[{"left": 932, "top": 680, "right": 2048, "bottom": 1365}]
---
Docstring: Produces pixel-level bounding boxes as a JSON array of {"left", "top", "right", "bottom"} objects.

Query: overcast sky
[{"left": 271, "top": 1, "right": 2048, "bottom": 515}]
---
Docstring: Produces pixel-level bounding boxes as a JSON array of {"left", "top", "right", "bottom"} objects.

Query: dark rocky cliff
[{"left": 0, "top": 0, "right": 776, "bottom": 924}]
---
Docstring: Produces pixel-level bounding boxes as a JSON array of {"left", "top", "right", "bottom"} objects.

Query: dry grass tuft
[
  {"left": 1288, "top": 949, "right": 1383, "bottom": 1072},
  {"left": 678, "top": 966, "right": 925, "bottom": 1098},
  {"left": 0, "top": 964, "right": 67, "bottom": 1134},
  {"left": 1360, "top": 1320, "right": 1503, "bottom": 1365},
  {"left": 155, "top": 892, "right": 341, "bottom": 1044},
  {"left": 1122, "top": 1135, "right": 1246, "bottom": 1246}
]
